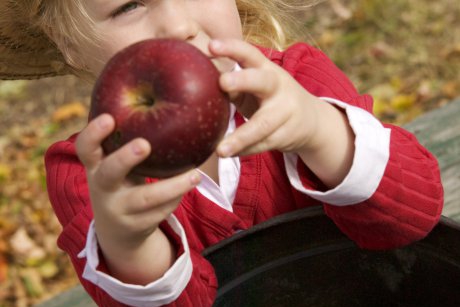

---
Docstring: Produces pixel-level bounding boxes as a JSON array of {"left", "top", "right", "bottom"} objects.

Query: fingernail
[
  {"left": 218, "top": 143, "right": 233, "bottom": 157},
  {"left": 190, "top": 171, "right": 201, "bottom": 186},
  {"left": 131, "top": 140, "right": 146, "bottom": 155}
]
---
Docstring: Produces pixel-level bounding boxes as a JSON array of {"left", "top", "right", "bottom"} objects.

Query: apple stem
[
  {"left": 144, "top": 96, "right": 155, "bottom": 107},
  {"left": 136, "top": 95, "right": 155, "bottom": 108}
]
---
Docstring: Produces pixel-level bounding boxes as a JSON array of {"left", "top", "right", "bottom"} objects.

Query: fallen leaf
[
  {"left": 20, "top": 268, "right": 45, "bottom": 298},
  {"left": 441, "top": 43, "right": 460, "bottom": 59},
  {"left": 0, "top": 163, "right": 12, "bottom": 182},
  {"left": 0, "top": 81, "right": 28, "bottom": 100},
  {"left": 391, "top": 94, "right": 416, "bottom": 112},
  {"left": 11, "top": 267, "right": 28, "bottom": 307},
  {"left": 38, "top": 261, "right": 59, "bottom": 279},
  {"left": 442, "top": 81, "right": 460, "bottom": 99},
  {"left": 0, "top": 254, "right": 7, "bottom": 284},
  {"left": 372, "top": 97, "right": 390, "bottom": 118},
  {"left": 417, "top": 80, "right": 435, "bottom": 101},
  {"left": 369, "top": 41, "right": 394, "bottom": 59},
  {"left": 9, "top": 228, "right": 46, "bottom": 264},
  {"left": 51, "top": 101, "right": 87, "bottom": 123},
  {"left": 330, "top": 0, "right": 352, "bottom": 20},
  {"left": 390, "top": 77, "right": 404, "bottom": 92},
  {"left": 0, "top": 136, "right": 10, "bottom": 156},
  {"left": 369, "top": 84, "right": 397, "bottom": 101},
  {"left": 319, "top": 30, "right": 338, "bottom": 47}
]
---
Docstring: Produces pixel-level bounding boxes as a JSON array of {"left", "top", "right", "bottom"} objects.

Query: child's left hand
[
  {"left": 209, "top": 39, "right": 356, "bottom": 188},
  {"left": 209, "top": 39, "right": 324, "bottom": 158}
]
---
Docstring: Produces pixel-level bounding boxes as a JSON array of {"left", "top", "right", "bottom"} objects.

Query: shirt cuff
[
  {"left": 77, "top": 215, "right": 193, "bottom": 307},
  {"left": 284, "top": 97, "right": 391, "bottom": 206}
]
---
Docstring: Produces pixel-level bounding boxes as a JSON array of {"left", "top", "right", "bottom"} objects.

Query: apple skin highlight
[{"left": 90, "top": 39, "right": 230, "bottom": 178}]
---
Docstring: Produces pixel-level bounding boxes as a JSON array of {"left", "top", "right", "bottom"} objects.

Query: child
[{"left": 1, "top": 1, "right": 443, "bottom": 306}]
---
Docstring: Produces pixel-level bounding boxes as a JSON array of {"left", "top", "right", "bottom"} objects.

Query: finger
[
  {"left": 209, "top": 39, "right": 266, "bottom": 69},
  {"left": 75, "top": 114, "right": 115, "bottom": 170},
  {"left": 93, "top": 138, "right": 151, "bottom": 191},
  {"left": 217, "top": 108, "right": 288, "bottom": 157},
  {"left": 237, "top": 124, "right": 293, "bottom": 157},
  {"left": 127, "top": 169, "right": 201, "bottom": 214},
  {"left": 238, "top": 140, "right": 272, "bottom": 157},
  {"left": 220, "top": 68, "right": 277, "bottom": 100}
]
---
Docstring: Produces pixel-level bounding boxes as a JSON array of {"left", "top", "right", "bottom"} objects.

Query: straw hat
[{"left": 0, "top": 1, "right": 70, "bottom": 80}]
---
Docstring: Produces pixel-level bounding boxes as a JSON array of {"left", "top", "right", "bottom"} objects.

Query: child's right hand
[{"left": 75, "top": 114, "right": 201, "bottom": 283}]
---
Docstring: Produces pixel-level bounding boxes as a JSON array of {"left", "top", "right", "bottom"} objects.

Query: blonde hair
[
  {"left": 34, "top": 0, "right": 318, "bottom": 76},
  {"left": 237, "top": 0, "right": 319, "bottom": 50},
  {"left": 34, "top": 0, "right": 98, "bottom": 77}
]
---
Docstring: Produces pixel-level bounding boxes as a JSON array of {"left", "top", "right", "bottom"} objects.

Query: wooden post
[{"left": 404, "top": 98, "right": 460, "bottom": 220}]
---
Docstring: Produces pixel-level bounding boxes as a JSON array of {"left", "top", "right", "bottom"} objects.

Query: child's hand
[
  {"left": 74, "top": 114, "right": 200, "bottom": 282},
  {"left": 209, "top": 39, "right": 355, "bottom": 188},
  {"left": 209, "top": 39, "right": 323, "bottom": 157}
]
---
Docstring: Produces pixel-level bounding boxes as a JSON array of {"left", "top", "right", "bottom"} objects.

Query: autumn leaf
[
  {"left": 0, "top": 254, "right": 7, "bottom": 284},
  {"left": 9, "top": 228, "right": 46, "bottom": 264},
  {"left": 38, "top": 261, "right": 59, "bottom": 279},
  {"left": 442, "top": 81, "right": 460, "bottom": 99},
  {"left": 330, "top": 0, "right": 352, "bottom": 20},
  {"left": 441, "top": 43, "right": 460, "bottom": 60},
  {"left": 20, "top": 268, "right": 45, "bottom": 298},
  {"left": 51, "top": 101, "right": 87, "bottom": 123},
  {"left": 391, "top": 94, "right": 416, "bottom": 112},
  {"left": 0, "top": 163, "right": 12, "bottom": 182},
  {"left": 0, "top": 80, "right": 28, "bottom": 100},
  {"left": 372, "top": 97, "right": 389, "bottom": 118}
]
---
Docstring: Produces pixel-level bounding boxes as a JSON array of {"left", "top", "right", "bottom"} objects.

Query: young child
[{"left": 1, "top": 1, "right": 443, "bottom": 306}]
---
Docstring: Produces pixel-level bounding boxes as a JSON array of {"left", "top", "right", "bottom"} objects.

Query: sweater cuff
[
  {"left": 77, "top": 215, "right": 192, "bottom": 307},
  {"left": 284, "top": 97, "right": 391, "bottom": 206}
]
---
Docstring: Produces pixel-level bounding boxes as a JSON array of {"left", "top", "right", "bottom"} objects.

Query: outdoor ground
[{"left": 0, "top": 0, "right": 459, "bottom": 306}]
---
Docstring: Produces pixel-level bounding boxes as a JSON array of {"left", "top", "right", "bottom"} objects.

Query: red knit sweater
[{"left": 45, "top": 43, "right": 443, "bottom": 307}]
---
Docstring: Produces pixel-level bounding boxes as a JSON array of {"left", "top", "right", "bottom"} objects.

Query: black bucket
[{"left": 203, "top": 207, "right": 460, "bottom": 307}]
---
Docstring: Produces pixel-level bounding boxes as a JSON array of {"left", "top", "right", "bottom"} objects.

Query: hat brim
[{"left": 0, "top": 1, "right": 71, "bottom": 80}]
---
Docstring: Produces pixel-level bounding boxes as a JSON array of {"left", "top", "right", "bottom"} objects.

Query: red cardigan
[{"left": 45, "top": 43, "right": 443, "bottom": 307}]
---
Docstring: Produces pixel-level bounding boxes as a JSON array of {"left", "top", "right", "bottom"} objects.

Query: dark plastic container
[{"left": 203, "top": 207, "right": 460, "bottom": 307}]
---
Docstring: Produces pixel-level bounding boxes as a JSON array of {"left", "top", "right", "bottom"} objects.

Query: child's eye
[{"left": 111, "top": 1, "right": 141, "bottom": 18}]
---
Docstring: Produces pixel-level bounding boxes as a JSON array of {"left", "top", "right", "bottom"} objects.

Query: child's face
[{"left": 78, "top": 0, "right": 243, "bottom": 76}]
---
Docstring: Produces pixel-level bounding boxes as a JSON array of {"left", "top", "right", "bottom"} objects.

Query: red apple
[{"left": 90, "top": 39, "right": 230, "bottom": 178}]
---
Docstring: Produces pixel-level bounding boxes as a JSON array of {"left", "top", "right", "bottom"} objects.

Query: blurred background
[{"left": 0, "top": 0, "right": 459, "bottom": 306}]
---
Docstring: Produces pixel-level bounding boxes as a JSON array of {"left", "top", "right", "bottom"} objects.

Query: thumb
[{"left": 75, "top": 114, "right": 115, "bottom": 171}]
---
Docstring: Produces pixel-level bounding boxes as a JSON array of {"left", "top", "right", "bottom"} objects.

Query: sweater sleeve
[
  {"left": 275, "top": 43, "right": 443, "bottom": 250},
  {"left": 44, "top": 136, "right": 217, "bottom": 307}
]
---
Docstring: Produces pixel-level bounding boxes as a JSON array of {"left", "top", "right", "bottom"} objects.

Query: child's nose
[{"left": 154, "top": 0, "right": 199, "bottom": 41}]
